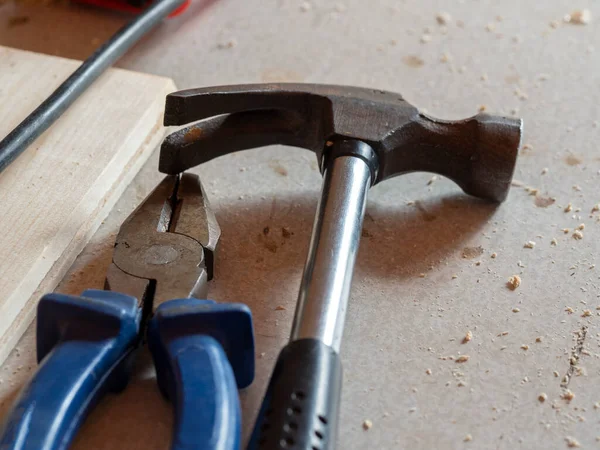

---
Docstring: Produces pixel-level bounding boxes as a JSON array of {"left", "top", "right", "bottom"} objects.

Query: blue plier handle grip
[{"left": 0, "top": 290, "right": 254, "bottom": 450}]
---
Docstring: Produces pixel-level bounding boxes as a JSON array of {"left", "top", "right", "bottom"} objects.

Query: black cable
[{"left": 0, "top": 0, "right": 185, "bottom": 174}]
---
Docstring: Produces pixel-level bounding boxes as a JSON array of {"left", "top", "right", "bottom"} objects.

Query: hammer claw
[{"left": 160, "top": 83, "right": 522, "bottom": 203}]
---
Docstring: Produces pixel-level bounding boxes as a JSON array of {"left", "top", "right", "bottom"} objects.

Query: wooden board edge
[{"left": 0, "top": 79, "right": 175, "bottom": 365}]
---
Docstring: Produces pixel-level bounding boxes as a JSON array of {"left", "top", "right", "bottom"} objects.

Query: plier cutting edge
[{"left": 0, "top": 173, "right": 255, "bottom": 450}]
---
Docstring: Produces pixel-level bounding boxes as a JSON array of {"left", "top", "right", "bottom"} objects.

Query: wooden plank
[{"left": 0, "top": 46, "right": 176, "bottom": 365}]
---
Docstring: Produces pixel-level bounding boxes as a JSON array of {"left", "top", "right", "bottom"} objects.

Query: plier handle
[{"left": 0, "top": 174, "right": 254, "bottom": 450}]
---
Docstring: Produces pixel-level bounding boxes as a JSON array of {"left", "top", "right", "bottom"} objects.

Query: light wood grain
[{"left": 0, "top": 46, "right": 176, "bottom": 365}]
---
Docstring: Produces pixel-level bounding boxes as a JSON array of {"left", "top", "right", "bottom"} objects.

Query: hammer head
[{"left": 160, "top": 84, "right": 522, "bottom": 202}]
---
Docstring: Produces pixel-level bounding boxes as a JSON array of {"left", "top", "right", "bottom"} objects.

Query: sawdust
[
  {"left": 565, "top": 437, "right": 580, "bottom": 448},
  {"left": 524, "top": 241, "right": 536, "bottom": 249},
  {"left": 565, "top": 9, "right": 592, "bottom": 25},
  {"left": 592, "top": 204, "right": 600, "bottom": 213},
  {"left": 300, "top": 1, "right": 311, "bottom": 12},
  {"left": 362, "top": 419, "right": 372, "bottom": 430},
  {"left": 361, "top": 229, "right": 373, "bottom": 238},
  {"left": 565, "top": 154, "right": 582, "bottom": 166},
  {"left": 403, "top": 55, "right": 425, "bottom": 68},
  {"left": 551, "top": 238, "right": 558, "bottom": 246},
  {"left": 538, "top": 393, "right": 547, "bottom": 402},
  {"left": 464, "top": 434, "right": 473, "bottom": 442},
  {"left": 426, "top": 368, "right": 432, "bottom": 375},
  {"left": 436, "top": 12, "right": 452, "bottom": 25},
  {"left": 275, "top": 305, "right": 286, "bottom": 311},
  {"left": 420, "top": 34, "right": 432, "bottom": 43},
  {"left": 491, "top": 252, "right": 497, "bottom": 259},
  {"left": 562, "top": 389, "right": 575, "bottom": 402},
  {"left": 576, "top": 223, "right": 585, "bottom": 231},
  {"left": 217, "top": 39, "right": 238, "bottom": 49},
  {"left": 456, "top": 355, "right": 470, "bottom": 363},
  {"left": 534, "top": 195, "right": 556, "bottom": 208},
  {"left": 462, "top": 331, "right": 473, "bottom": 344},
  {"left": 521, "top": 344, "right": 529, "bottom": 350},
  {"left": 572, "top": 230, "right": 583, "bottom": 240},
  {"left": 512, "top": 307, "right": 521, "bottom": 313},
  {"left": 541, "top": 168, "right": 549, "bottom": 175},
  {"left": 536, "top": 337, "right": 543, "bottom": 343},
  {"left": 462, "top": 246, "right": 484, "bottom": 259},
  {"left": 564, "top": 203, "right": 573, "bottom": 213},
  {"left": 440, "top": 52, "right": 452, "bottom": 63},
  {"left": 582, "top": 310, "right": 591, "bottom": 317},
  {"left": 507, "top": 275, "right": 521, "bottom": 290}
]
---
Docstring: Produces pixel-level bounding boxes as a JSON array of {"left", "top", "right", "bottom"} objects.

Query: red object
[{"left": 74, "top": 0, "right": 190, "bottom": 16}]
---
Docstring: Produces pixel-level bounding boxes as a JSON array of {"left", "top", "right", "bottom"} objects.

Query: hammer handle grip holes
[{"left": 248, "top": 339, "right": 342, "bottom": 450}]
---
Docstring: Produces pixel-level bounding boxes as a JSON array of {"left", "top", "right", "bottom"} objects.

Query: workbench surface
[{"left": 1, "top": 1, "right": 599, "bottom": 449}]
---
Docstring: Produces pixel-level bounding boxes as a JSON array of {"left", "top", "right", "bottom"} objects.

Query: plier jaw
[{"left": 105, "top": 172, "right": 220, "bottom": 315}]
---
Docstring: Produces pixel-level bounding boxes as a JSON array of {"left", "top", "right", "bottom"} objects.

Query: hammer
[{"left": 159, "top": 84, "right": 522, "bottom": 450}]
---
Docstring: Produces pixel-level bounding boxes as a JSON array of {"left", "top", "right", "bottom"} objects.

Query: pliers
[{"left": 0, "top": 173, "right": 255, "bottom": 450}]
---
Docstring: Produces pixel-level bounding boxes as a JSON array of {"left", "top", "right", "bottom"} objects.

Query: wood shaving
[
  {"left": 526, "top": 187, "right": 539, "bottom": 196},
  {"left": 554, "top": 371, "right": 560, "bottom": 377},
  {"left": 456, "top": 355, "right": 470, "bottom": 363},
  {"left": 420, "top": 34, "right": 432, "bottom": 43},
  {"left": 564, "top": 203, "right": 573, "bottom": 213},
  {"left": 565, "top": 437, "right": 580, "bottom": 448},
  {"left": 427, "top": 175, "right": 438, "bottom": 185},
  {"left": 463, "top": 331, "right": 473, "bottom": 344},
  {"left": 541, "top": 168, "right": 549, "bottom": 175},
  {"left": 499, "top": 331, "right": 509, "bottom": 336},
  {"left": 551, "top": 238, "right": 558, "bottom": 246},
  {"left": 573, "top": 230, "right": 584, "bottom": 240},
  {"left": 524, "top": 241, "right": 536, "bottom": 249},
  {"left": 566, "top": 9, "right": 592, "bottom": 25},
  {"left": 573, "top": 185, "right": 582, "bottom": 192},
  {"left": 538, "top": 393, "right": 547, "bottom": 402},
  {"left": 478, "top": 105, "right": 487, "bottom": 112},
  {"left": 576, "top": 223, "right": 585, "bottom": 230},
  {"left": 592, "top": 204, "right": 600, "bottom": 213},
  {"left": 362, "top": 419, "right": 372, "bottom": 430},
  {"left": 582, "top": 310, "right": 592, "bottom": 317},
  {"left": 566, "top": 307, "right": 574, "bottom": 313},
  {"left": 452, "top": 274, "right": 458, "bottom": 279},
  {"left": 436, "top": 12, "right": 452, "bottom": 25},
  {"left": 425, "top": 368, "right": 432, "bottom": 375},
  {"left": 562, "top": 228, "right": 570, "bottom": 234},
  {"left": 275, "top": 305, "right": 286, "bottom": 311},
  {"left": 513, "top": 307, "right": 521, "bottom": 313},
  {"left": 521, "top": 344, "right": 529, "bottom": 350},
  {"left": 536, "top": 337, "right": 542, "bottom": 343},
  {"left": 562, "top": 389, "right": 575, "bottom": 402},
  {"left": 419, "top": 273, "right": 426, "bottom": 278},
  {"left": 491, "top": 252, "right": 497, "bottom": 258},
  {"left": 464, "top": 434, "right": 473, "bottom": 442},
  {"left": 507, "top": 275, "right": 521, "bottom": 290}
]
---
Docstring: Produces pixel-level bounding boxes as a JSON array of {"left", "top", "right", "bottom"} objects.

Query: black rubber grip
[{"left": 248, "top": 339, "right": 342, "bottom": 450}]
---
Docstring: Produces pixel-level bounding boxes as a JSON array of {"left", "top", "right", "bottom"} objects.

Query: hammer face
[{"left": 159, "top": 83, "right": 522, "bottom": 202}]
